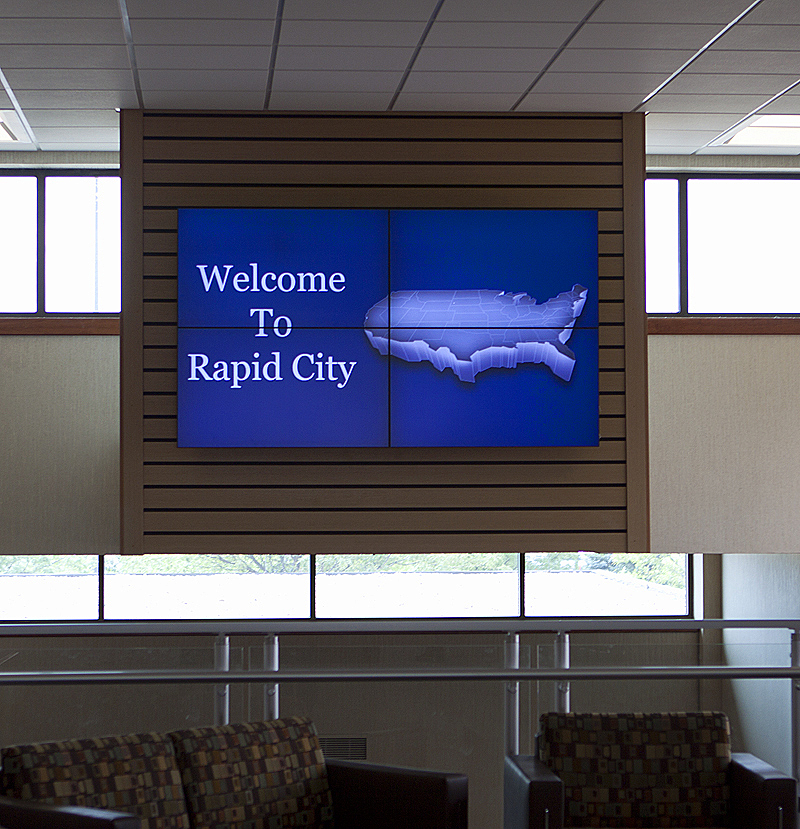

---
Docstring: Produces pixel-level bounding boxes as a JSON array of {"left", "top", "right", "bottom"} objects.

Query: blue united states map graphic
[{"left": 363, "top": 285, "right": 588, "bottom": 383}]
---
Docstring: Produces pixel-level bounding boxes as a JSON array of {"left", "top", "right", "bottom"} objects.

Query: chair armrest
[
  {"left": 504, "top": 755, "right": 563, "bottom": 829},
  {"left": 0, "top": 797, "right": 140, "bottom": 829},
  {"left": 325, "top": 758, "right": 467, "bottom": 829},
  {"left": 728, "top": 752, "right": 798, "bottom": 829}
]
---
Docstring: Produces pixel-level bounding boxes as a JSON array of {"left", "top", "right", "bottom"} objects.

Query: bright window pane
[
  {"left": 524, "top": 553, "right": 688, "bottom": 616},
  {"left": 0, "top": 555, "right": 99, "bottom": 620},
  {"left": 315, "top": 553, "right": 519, "bottom": 618},
  {"left": 45, "top": 176, "right": 121, "bottom": 312},
  {"left": 688, "top": 179, "right": 800, "bottom": 313},
  {"left": 645, "top": 178, "right": 680, "bottom": 313},
  {"left": 103, "top": 554, "right": 310, "bottom": 619},
  {"left": 0, "top": 177, "right": 37, "bottom": 312}
]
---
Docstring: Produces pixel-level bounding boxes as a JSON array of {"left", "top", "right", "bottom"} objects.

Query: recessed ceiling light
[{"left": 724, "top": 114, "right": 800, "bottom": 146}]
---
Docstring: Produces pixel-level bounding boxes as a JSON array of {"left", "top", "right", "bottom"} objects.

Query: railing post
[
  {"left": 214, "top": 633, "right": 230, "bottom": 726},
  {"left": 505, "top": 632, "right": 520, "bottom": 755},
  {"left": 792, "top": 628, "right": 800, "bottom": 784},
  {"left": 264, "top": 633, "right": 279, "bottom": 720},
  {"left": 555, "top": 631, "right": 570, "bottom": 713}
]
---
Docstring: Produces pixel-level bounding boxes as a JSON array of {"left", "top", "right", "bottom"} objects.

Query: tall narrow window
[
  {"left": 45, "top": 176, "right": 121, "bottom": 313},
  {"left": 645, "top": 178, "right": 680, "bottom": 314},
  {"left": 0, "top": 176, "right": 37, "bottom": 312}
]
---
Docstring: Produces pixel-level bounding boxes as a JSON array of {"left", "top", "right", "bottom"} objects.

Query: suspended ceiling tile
[
  {"left": 392, "top": 91, "right": 519, "bottom": 110},
  {"left": 515, "top": 91, "right": 645, "bottom": 111},
  {"left": 135, "top": 45, "right": 271, "bottom": 71},
  {"left": 684, "top": 49, "right": 800, "bottom": 75},
  {"left": 740, "top": 0, "right": 800, "bottom": 25},
  {"left": 590, "top": 0, "right": 756, "bottom": 24},
  {"left": 402, "top": 71, "right": 534, "bottom": 95},
  {"left": 38, "top": 141, "right": 121, "bottom": 151},
  {"left": 275, "top": 46, "right": 415, "bottom": 72},
  {"left": 645, "top": 112, "right": 745, "bottom": 132},
  {"left": 532, "top": 72, "right": 666, "bottom": 95},
  {"left": 697, "top": 144, "right": 800, "bottom": 155},
  {"left": 0, "top": 90, "right": 13, "bottom": 109},
  {"left": 569, "top": 22, "right": 722, "bottom": 49},
  {"left": 552, "top": 47, "right": 695, "bottom": 74},
  {"left": 128, "top": 18, "right": 275, "bottom": 45},
  {"left": 24, "top": 109, "right": 120, "bottom": 127},
  {"left": 272, "top": 70, "right": 403, "bottom": 93},
  {"left": 126, "top": 0, "right": 279, "bottom": 17},
  {"left": 143, "top": 89, "right": 267, "bottom": 108},
  {"left": 283, "top": 0, "right": 435, "bottom": 20},
  {"left": 413, "top": 47, "right": 552, "bottom": 73},
  {"left": 714, "top": 23, "right": 800, "bottom": 50},
  {"left": 663, "top": 73, "right": 799, "bottom": 96},
  {"left": 0, "top": 19, "right": 125, "bottom": 44},
  {"left": 33, "top": 127, "right": 120, "bottom": 143},
  {"left": 0, "top": 45, "right": 131, "bottom": 69},
  {"left": 267, "top": 90, "right": 395, "bottom": 109},
  {"left": 643, "top": 93, "right": 770, "bottom": 113},
  {"left": 645, "top": 145, "right": 700, "bottom": 154},
  {"left": 278, "top": 20, "right": 429, "bottom": 47},
  {"left": 14, "top": 90, "right": 139, "bottom": 109},
  {"left": 756, "top": 94, "right": 800, "bottom": 114},
  {"left": 424, "top": 21, "right": 575, "bottom": 48},
  {"left": 0, "top": 0, "right": 118, "bottom": 15},
  {"left": 4, "top": 69, "right": 135, "bottom": 91},
  {"left": 645, "top": 130, "right": 724, "bottom": 146},
  {"left": 137, "top": 69, "right": 269, "bottom": 91},
  {"left": 437, "top": 0, "right": 601, "bottom": 22}
]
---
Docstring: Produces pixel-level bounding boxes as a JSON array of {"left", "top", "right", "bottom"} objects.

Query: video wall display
[{"left": 177, "top": 208, "right": 599, "bottom": 448}]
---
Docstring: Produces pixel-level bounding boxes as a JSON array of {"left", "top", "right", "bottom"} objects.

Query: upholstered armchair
[{"left": 505, "top": 711, "right": 797, "bottom": 829}]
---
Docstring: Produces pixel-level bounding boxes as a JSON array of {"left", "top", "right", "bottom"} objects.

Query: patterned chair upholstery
[
  {"left": 0, "top": 717, "right": 468, "bottom": 829},
  {"left": 505, "top": 711, "right": 797, "bottom": 829}
]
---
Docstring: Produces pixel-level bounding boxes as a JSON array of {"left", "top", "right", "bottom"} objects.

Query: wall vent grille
[{"left": 319, "top": 736, "right": 367, "bottom": 761}]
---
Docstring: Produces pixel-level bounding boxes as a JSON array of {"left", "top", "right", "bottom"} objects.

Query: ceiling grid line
[
  {"left": 117, "top": 0, "right": 144, "bottom": 110},
  {"left": 387, "top": 0, "right": 447, "bottom": 112},
  {"left": 264, "top": 0, "right": 286, "bottom": 110},
  {"left": 510, "top": 0, "right": 608, "bottom": 112}
]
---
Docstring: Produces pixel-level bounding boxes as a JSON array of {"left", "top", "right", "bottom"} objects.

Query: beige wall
[
  {"left": 0, "top": 336, "right": 119, "bottom": 556},
  {"left": 648, "top": 334, "right": 800, "bottom": 553}
]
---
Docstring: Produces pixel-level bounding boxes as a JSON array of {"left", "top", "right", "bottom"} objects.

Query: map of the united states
[{"left": 363, "top": 285, "right": 588, "bottom": 383}]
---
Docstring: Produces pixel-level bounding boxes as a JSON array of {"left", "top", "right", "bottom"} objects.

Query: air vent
[{"left": 319, "top": 736, "right": 367, "bottom": 761}]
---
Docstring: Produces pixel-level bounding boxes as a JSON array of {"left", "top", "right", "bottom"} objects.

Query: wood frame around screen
[{"left": 120, "top": 109, "right": 649, "bottom": 556}]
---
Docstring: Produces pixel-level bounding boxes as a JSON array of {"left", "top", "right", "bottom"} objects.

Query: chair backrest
[{"left": 538, "top": 712, "right": 731, "bottom": 828}]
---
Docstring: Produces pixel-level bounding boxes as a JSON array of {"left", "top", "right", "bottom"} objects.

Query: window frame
[
  {"left": 0, "top": 168, "right": 120, "bottom": 331},
  {"left": 646, "top": 172, "right": 800, "bottom": 332},
  {"left": 0, "top": 553, "right": 695, "bottom": 623}
]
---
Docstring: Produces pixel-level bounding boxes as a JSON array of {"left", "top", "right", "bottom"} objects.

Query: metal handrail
[{"left": 0, "top": 618, "right": 798, "bottom": 637}]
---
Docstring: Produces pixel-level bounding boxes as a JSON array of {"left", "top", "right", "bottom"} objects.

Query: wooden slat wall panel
[{"left": 121, "top": 110, "right": 649, "bottom": 555}]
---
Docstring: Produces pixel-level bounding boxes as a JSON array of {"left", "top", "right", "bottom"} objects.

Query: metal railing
[{"left": 1, "top": 618, "right": 798, "bottom": 777}]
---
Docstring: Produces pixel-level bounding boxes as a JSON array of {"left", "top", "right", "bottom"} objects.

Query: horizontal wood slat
[
  {"left": 141, "top": 461, "right": 627, "bottom": 488},
  {"left": 141, "top": 531, "right": 629, "bottom": 555},
  {"left": 142, "top": 186, "right": 625, "bottom": 211},
  {"left": 142, "top": 113, "right": 624, "bottom": 141},
  {"left": 143, "top": 485, "right": 628, "bottom": 511},
  {"left": 143, "top": 141, "right": 623, "bottom": 165},
  {"left": 143, "top": 508, "right": 627, "bottom": 534},
  {"left": 141, "top": 163, "right": 622, "bottom": 188},
  {"left": 120, "top": 110, "right": 646, "bottom": 557}
]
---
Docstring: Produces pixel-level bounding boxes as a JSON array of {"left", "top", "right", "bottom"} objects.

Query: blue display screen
[{"left": 177, "top": 208, "right": 599, "bottom": 448}]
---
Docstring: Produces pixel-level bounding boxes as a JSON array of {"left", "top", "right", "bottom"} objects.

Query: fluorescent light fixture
[
  {"left": 0, "top": 113, "right": 17, "bottom": 141},
  {"left": 724, "top": 114, "right": 800, "bottom": 146}
]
